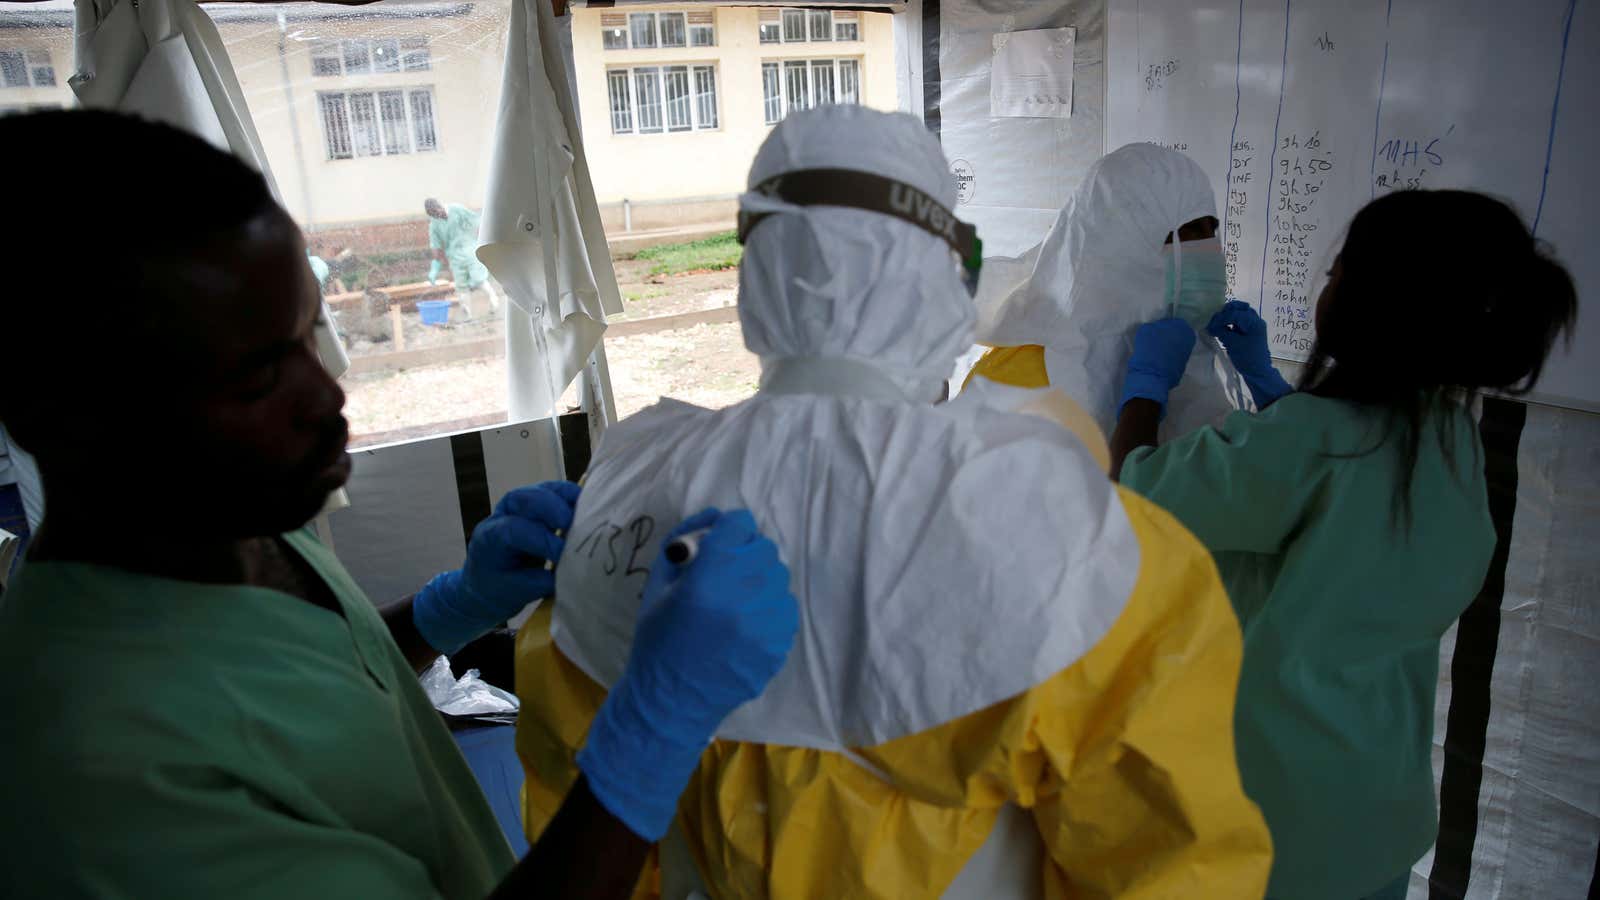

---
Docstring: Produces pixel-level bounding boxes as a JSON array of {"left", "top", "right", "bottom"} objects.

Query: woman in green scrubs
[{"left": 1108, "top": 190, "right": 1578, "bottom": 900}]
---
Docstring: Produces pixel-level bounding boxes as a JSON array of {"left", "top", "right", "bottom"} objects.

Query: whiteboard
[{"left": 1106, "top": 0, "right": 1598, "bottom": 412}]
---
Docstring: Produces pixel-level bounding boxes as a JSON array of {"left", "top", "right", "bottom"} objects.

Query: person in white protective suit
[
  {"left": 512, "top": 106, "right": 1272, "bottom": 899},
  {"left": 966, "top": 143, "right": 1244, "bottom": 455}
]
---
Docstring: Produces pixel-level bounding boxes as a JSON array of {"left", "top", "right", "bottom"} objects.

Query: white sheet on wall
[
  {"left": 932, "top": 0, "right": 1106, "bottom": 259},
  {"left": 1411, "top": 403, "right": 1600, "bottom": 900},
  {"left": 990, "top": 28, "right": 1075, "bottom": 119},
  {"left": 1105, "top": 0, "right": 1598, "bottom": 412}
]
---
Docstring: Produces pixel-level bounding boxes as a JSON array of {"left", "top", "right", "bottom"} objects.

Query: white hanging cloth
[{"left": 479, "top": 0, "right": 624, "bottom": 426}]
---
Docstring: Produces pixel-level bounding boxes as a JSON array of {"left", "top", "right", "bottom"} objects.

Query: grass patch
[{"left": 634, "top": 231, "right": 742, "bottom": 276}]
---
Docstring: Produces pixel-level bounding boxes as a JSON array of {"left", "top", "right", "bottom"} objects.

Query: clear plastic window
[{"left": 210, "top": 0, "right": 513, "bottom": 448}]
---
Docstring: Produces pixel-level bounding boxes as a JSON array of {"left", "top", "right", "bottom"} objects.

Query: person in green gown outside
[
  {"left": 1107, "top": 189, "right": 1578, "bottom": 900},
  {"left": 426, "top": 197, "right": 502, "bottom": 321}
]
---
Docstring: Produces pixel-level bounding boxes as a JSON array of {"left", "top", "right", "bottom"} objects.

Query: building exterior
[
  {"left": 0, "top": 11, "right": 74, "bottom": 116},
  {"left": 1, "top": 2, "right": 895, "bottom": 235},
  {"left": 221, "top": 2, "right": 510, "bottom": 234},
  {"left": 572, "top": 5, "right": 896, "bottom": 217}
]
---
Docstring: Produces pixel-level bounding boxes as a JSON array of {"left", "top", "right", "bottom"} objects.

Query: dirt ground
[{"left": 341, "top": 256, "right": 758, "bottom": 446}]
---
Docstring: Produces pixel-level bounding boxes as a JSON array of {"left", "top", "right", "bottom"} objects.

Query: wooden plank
[
  {"left": 389, "top": 305, "right": 405, "bottom": 351},
  {"left": 606, "top": 305, "right": 739, "bottom": 339},
  {"left": 344, "top": 337, "right": 504, "bottom": 378}
]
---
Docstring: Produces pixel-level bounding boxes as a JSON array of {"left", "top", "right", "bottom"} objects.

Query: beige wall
[
  {"left": 217, "top": 4, "right": 510, "bottom": 231},
  {"left": 573, "top": 7, "right": 897, "bottom": 205},
  {"left": 0, "top": 25, "right": 74, "bottom": 114}
]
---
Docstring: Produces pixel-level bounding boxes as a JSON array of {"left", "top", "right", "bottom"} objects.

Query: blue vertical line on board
[
  {"left": 1257, "top": 0, "right": 1292, "bottom": 309},
  {"left": 1222, "top": 0, "right": 1245, "bottom": 247},
  {"left": 1532, "top": 0, "right": 1579, "bottom": 235},
  {"left": 1368, "top": 0, "right": 1394, "bottom": 198}
]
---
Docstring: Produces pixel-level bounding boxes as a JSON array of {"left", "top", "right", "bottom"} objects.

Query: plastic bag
[{"left": 420, "top": 656, "right": 520, "bottom": 716}]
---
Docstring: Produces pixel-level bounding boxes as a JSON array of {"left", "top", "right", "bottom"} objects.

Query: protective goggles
[{"left": 737, "top": 168, "right": 985, "bottom": 296}]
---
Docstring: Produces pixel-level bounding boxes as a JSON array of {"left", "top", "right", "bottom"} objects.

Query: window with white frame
[
  {"left": 601, "top": 13, "right": 629, "bottom": 49},
  {"left": 688, "top": 10, "right": 716, "bottom": 47},
  {"left": 311, "top": 37, "right": 431, "bottom": 77},
  {"left": 618, "top": 11, "right": 690, "bottom": 50},
  {"left": 607, "top": 64, "right": 718, "bottom": 135},
  {"left": 318, "top": 87, "right": 438, "bottom": 160},
  {"left": 763, "top": 58, "right": 860, "bottom": 124},
  {"left": 834, "top": 11, "right": 860, "bottom": 41},
  {"left": 758, "top": 10, "right": 782, "bottom": 44},
  {"left": 765, "top": 8, "right": 844, "bottom": 43},
  {"left": 808, "top": 10, "right": 833, "bottom": 42},
  {"left": 0, "top": 48, "right": 55, "bottom": 88},
  {"left": 781, "top": 9, "right": 806, "bottom": 42},
  {"left": 761, "top": 63, "right": 783, "bottom": 124},
  {"left": 658, "top": 12, "right": 688, "bottom": 48}
]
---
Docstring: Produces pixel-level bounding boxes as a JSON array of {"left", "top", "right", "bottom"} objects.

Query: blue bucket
[{"left": 417, "top": 300, "right": 451, "bottom": 326}]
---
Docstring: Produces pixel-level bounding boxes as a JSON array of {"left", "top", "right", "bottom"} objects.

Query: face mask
[{"left": 1163, "top": 237, "right": 1228, "bottom": 327}]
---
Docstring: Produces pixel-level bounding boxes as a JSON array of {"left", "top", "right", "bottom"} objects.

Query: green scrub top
[
  {"left": 1120, "top": 392, "right": 1496, "bottom": 900},
  {"left": 429, "top": 203, "right": 491, "bottom": 291},
  {"left": 0, "top": 529, "right": 515, "bottom": 899}
]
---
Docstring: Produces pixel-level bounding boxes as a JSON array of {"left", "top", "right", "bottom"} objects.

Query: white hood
[
  {"left": 550, "top": 108, "right": 1141, "bottom": 750},
  {"left": 978, "top": 143, "right": 1242, "bottom": 437}
]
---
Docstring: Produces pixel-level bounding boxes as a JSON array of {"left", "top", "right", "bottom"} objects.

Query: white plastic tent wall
[{"left": 903, "top": 1, "right": 1599, "bottom": 896}]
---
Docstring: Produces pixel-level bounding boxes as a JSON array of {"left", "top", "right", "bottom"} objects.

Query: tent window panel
[
  {"left": 634, "top": 67, "right": 664, "bottom": 133},
  {"left": 693, "top": 65, "right": 718, "bottom": 130},
  {"left": 762, "top": 62, "right": 783, "bottom": 125},
  {"left": 607, "top": 69, "right": 634, "bottom": 133},
  {"left": 629, "top": 13, "right": 658, "bottom": 49},
  {"left": 318, "top": 93, "right": 353, "bottom": 160},
  {"left": 664, "top": 66, "right": 693, "bottom": 132},
  {"left": 658, "top": 13, "right": 687, "bottom": 48},
  {"left": 839, "top": 59, "right": 861, "bottom": 104},
  {"left": 783, "top": 60, "right": 810, "bottom": 114},
  {"left": 409, "top": 89, "right": 437, "bottom": 151},
  {"left": 378, "top": 90, "right": 410, "bottom": 153},
  {"left": 782, "top": 9, "right": 806, "bottom": 42}
]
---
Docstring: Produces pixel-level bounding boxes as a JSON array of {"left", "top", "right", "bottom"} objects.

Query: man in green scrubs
[
  {"left": 0, "top": 110, "right": 798, "bottom": 900},
  {"left": 426, "top": 197, "right": 499, "bottom": 320}
]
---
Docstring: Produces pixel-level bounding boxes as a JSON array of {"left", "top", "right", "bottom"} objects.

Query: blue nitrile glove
[
  {"left": 1120, "top": 318, "right": 1197, "bottom": 419},
  {"left": 413, "top": 481, "right": 582, "bottom": 656},
  {"left": 1208, "top": 300, "right": 1295, "bottom": 409},
  {"left": 427, "top": 259, "right": 442, "bottom": 285},
  {"left": 578, "top": 508, "right": 799, "bottom": 842}
]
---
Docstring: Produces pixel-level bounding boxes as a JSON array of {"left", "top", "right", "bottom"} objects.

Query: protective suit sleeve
[
  {"left": 1119, "top": 392, "right": 1324, "bottom": 554},
  {"left": 962, "top": 345, "right": 1112, "bottom": 471},
  {"left": 1025, "top": 488, "right": 1272, "bottom": 899}
]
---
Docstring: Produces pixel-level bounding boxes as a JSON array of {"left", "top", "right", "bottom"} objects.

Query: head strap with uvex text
[{"left": 738, "top": 168, "right": 981, "bottom": 269}]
